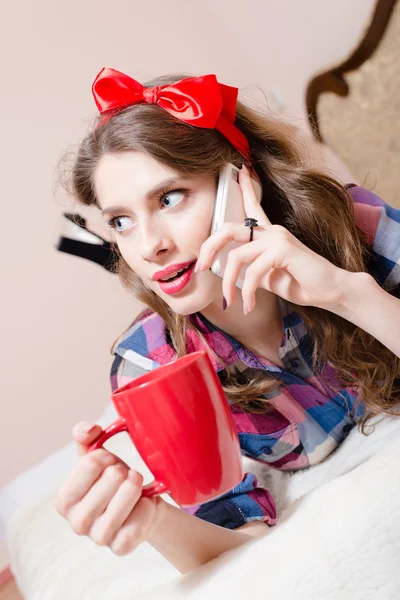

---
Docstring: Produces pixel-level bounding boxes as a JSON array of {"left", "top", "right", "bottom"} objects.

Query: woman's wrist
[
  {"left": 147, "top": 495, "right": 169, "bottom": 540},
  {"left": 146, "top": 498, "right": 255, "bottom": 574}
]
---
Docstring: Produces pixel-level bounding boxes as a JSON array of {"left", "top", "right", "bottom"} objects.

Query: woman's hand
[
  {"left": 55, "top": 421, "right": 166, "bottom": 556},
  {"left": 196, "top": 164, "right": 352, "bottom": 314},
  {"left": 56, "top": 423, "right": 271, "bottom": 574}
]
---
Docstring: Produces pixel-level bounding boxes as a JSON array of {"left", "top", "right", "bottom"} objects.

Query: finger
[
  {"left": 67, "top": 462, "right": 129, "bottom": 535},
  {"left": 197, "top": 222, "right": 264, "bottom": 272},
  {"left": 109, "top": 495, "right": 158, "bottom": 556},
  {"left": 89, "top": 470, "right": 144, "bottom": 546},
  {"left": 73, "top": 421, "right": 103, "bottom": 458},
  {"left": 239, "top": 165, "right": 271, "bottom": 226},
  {"left": 222, "top": 239, "right": 266, "bottom": 306},
  {"left": 241, "top": 251, "right": 276, "bottom": 313},
  {"left": 56, "top": 449, "right": 118, "bottom": 516}
]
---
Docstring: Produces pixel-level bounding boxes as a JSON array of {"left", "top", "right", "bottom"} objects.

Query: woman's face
[{"left": 94, "top": 151, "right": 223, "bottom": 314}]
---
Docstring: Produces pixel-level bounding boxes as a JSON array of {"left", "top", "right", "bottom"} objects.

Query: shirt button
[
  {"left": 291, "top": 359, "right": 300, "bottom": 368},
  {"left": 263, "top": 447, "right": 273, "bottom": 455}
]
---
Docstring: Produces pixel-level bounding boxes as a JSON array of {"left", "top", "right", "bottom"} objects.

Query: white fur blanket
[{"left": 7, "top": 413, "right": 400, "bottom": 600}]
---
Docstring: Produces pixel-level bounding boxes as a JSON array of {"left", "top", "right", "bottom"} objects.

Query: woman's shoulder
[
  {"left": 347, "top": 184, "right": 400, "bottom": 234},
  {"left": 109, "top": 309, "right": 175, "bottom": 392},
  {"left": 110, "top": 309, "right": 174, "bottom": 362},
  {"left": 346, "top": 184, "right": 400, "bottom": 292}
]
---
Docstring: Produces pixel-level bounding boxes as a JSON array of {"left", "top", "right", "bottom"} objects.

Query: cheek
[
  {"left": 116, "top": 241, "right": 143, "bottom": 274},
  {"left": 187, "top": 201, "right": 215, "bottom": 247}
]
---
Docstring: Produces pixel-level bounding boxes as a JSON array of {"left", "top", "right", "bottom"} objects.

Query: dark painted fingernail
[{"left": 222, "top": 296, "right": 227, "bottom": 311}]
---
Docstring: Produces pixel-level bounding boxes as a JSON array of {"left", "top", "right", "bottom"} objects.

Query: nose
[{"left": 139, "top": 219, "right": 173, "bottom": 261}]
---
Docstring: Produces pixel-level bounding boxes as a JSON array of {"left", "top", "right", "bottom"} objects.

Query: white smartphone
[{"left": 210, "top": 162, "right": 263, "bottom": 289}]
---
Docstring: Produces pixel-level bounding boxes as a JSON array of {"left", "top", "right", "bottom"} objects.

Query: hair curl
[{"left": 59, "top": 71, "right": 400, "bottom": 433}]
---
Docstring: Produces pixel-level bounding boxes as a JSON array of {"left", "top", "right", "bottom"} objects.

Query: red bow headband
[{"left": 91, "top": 67, "right": 251, "bottom": 163}]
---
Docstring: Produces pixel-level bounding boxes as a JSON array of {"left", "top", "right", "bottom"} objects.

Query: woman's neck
[{"left": 200, "top": 288, "right": 284, "bottom": 358}]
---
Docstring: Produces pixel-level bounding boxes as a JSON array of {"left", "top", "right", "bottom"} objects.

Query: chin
[
  {"left": 166, "top": 300, "right": 205, "bottom": 316},
  {"left": 159, "top": 293, "right": 211, "bottom": 316}
]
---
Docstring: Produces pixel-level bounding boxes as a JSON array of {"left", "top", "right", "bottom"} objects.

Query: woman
[{"left": 56, "top": 67, "right": 400, "bottom": 575}]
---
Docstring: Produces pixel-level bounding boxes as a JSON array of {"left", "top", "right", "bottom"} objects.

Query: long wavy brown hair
[{"left": 60, "top": 71, "right": 400, "bottom": 432}]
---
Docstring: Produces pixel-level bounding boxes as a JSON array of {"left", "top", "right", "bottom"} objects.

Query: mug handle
[{"left": 88, "top": 418, "right": 170, "bottom": 498}]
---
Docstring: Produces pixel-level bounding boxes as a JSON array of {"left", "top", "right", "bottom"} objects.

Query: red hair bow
[{"left": 92, "top": 67, "right": 251, "bottom": 162}]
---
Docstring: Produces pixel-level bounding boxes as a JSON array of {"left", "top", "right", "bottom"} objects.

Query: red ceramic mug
[{"left": 88, "top": 351, "right": 243, "bottom": 507}]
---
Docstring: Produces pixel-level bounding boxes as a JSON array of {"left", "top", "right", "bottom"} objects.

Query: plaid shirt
[{"left": 110, "top": 185, "right": 400, "bottom": 529}]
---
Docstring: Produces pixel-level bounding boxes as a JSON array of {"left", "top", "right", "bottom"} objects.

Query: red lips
[{"left": 152, "top": 260, "right": 196, "bottom": 281}]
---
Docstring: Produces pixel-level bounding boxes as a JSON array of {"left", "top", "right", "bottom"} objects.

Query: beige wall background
[{"left": 0, "top": 0, "right": 375, "bottom": 491}]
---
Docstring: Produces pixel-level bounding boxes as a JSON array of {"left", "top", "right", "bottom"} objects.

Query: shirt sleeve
[
  {"left": 348, "top": 185, "right": 400, "bottom": 298},
  {"left": 180, "top": 472, "right": 277, "bottom": 529}
]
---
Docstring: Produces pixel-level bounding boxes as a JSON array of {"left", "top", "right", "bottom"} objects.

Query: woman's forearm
[{"left": 147, "top": 498, "right": 264, "bottom": 574}]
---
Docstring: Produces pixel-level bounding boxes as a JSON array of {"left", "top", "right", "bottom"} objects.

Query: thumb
[{"left": 72, "top": 421, "right": 103, "bottom": 457}]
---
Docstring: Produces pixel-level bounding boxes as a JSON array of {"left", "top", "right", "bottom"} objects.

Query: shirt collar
[{"left": 113, "top": 297, "right": 302, "bottom": 373}]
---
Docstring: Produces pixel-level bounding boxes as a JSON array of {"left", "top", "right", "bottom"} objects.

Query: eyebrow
[{"left": 101, "top": 177, "right": 182, "bottom": 217}]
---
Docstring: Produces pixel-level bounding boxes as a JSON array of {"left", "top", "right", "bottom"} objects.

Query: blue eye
[
  {"left": 106, "top": 215, "right": 134, "bottom": 235},
  {"left": 161, "top": 189, "right": 186, "bottom": 209}
]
